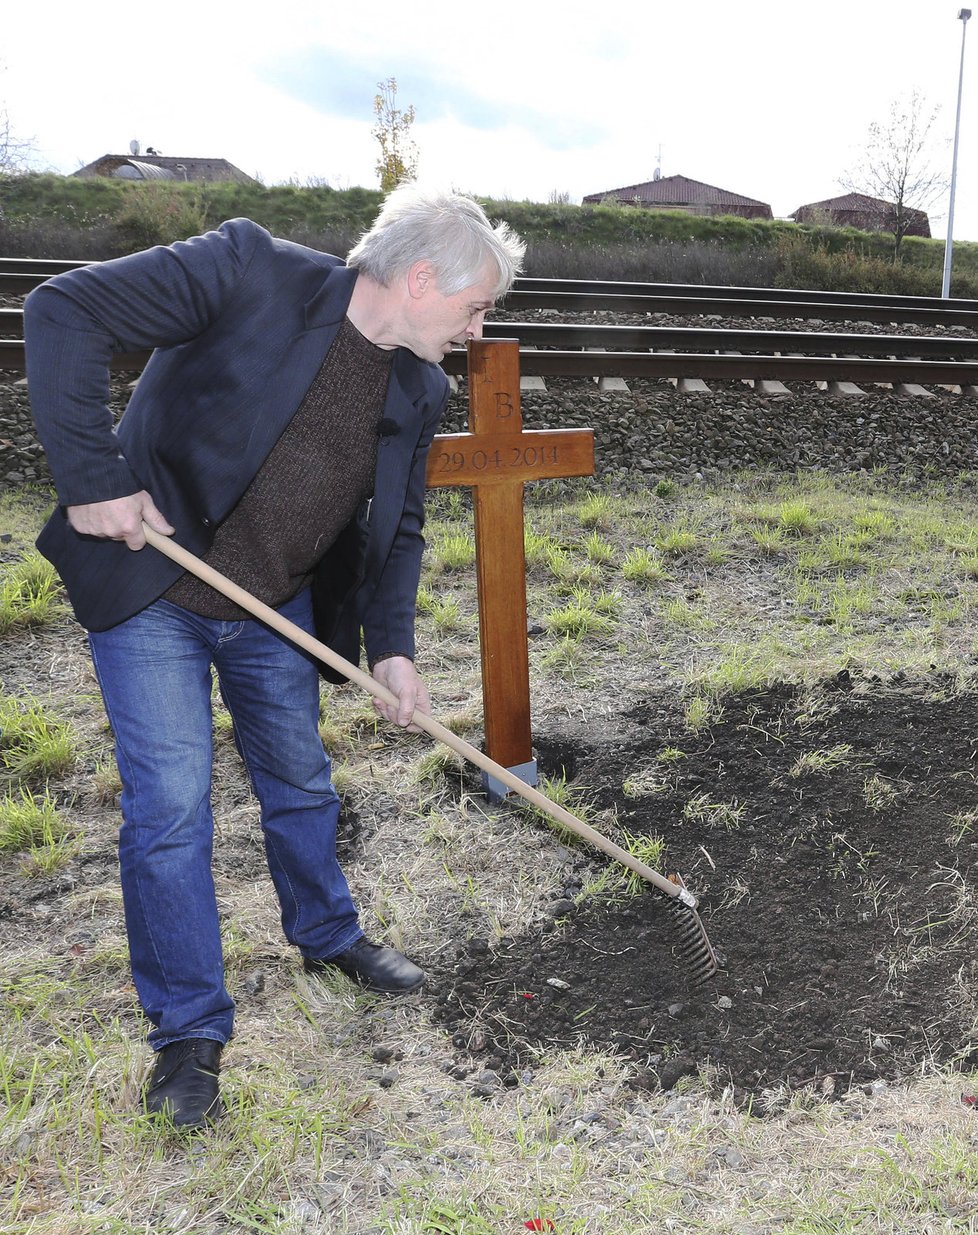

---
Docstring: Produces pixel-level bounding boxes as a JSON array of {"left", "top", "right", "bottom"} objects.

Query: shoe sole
[{"left": 304, "top": 962, "right": 425, "bottom": 995}]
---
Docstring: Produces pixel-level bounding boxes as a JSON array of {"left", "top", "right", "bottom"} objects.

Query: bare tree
[
  {"left": 842, "top": 90, "right": 947, "bottom": 259},
  {"left": 0, "top": 107, "right": 37, "bottom": 175},
  {"left": 372, "top": 77, "right": 418, "bottom": 193}
]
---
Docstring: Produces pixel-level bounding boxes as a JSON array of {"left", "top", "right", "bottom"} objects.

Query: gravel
[{"left": 4, "top": 357, "right": 978, "bottom": 493}]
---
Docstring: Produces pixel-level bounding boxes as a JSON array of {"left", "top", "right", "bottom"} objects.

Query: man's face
[{"left": 402, "top": 263, "right": 498, "bottom": 363}]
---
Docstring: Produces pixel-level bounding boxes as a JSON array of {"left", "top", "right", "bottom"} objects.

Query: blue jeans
[{"left": 88, "top": 590, "right": 363, "bottom": 1049}]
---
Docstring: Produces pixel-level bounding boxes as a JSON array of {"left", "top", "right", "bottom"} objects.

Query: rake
[{"left": 143, "top": 525, "right": 719, "bottom": 984}]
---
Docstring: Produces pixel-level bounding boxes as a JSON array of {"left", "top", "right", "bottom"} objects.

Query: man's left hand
[{"left": 371, "top": 656, "right": 431, "bottom": 731}]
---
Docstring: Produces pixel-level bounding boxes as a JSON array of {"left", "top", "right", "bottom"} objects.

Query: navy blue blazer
[{"left": 25, "top": 219, "right": 450, "bottom": 664}]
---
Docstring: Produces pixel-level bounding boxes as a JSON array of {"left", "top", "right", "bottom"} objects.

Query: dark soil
[{"left": 429, "top": 674, "right": 978, "bottom": 1105}]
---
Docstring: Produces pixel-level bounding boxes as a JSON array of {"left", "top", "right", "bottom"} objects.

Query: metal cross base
[{"left": 482, "top": 757, "right": 538, "bottom": 803}]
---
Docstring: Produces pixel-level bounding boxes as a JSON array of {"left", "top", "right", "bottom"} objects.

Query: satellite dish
[{"left": 130, "top": 139, "right": 140, "bottom": 155}]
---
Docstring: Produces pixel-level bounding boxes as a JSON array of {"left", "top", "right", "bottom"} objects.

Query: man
[{"left": 25, "top": 184, "right": 525, "bottom": 1128}]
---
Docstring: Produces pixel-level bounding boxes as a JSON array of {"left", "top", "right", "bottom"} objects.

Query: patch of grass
[
  {"left": 519, "top": 773, "right": 596, "bottom": 842},
  {"left": 684, "top": 693, "right": 718, "bottom": 731},
  {"left": 383, "top": 1189, "right": 500, "bottom": 1234},
  {"left": 620, "top": 831, "right": 667, "bottom": 894},
  {"left": 753, "top": 499, "right": 818, "bottom": 537},
  {"left": 428, "top": 529, "right": 476, "bottom": 572},
  {"left": 787, "top": 744, "right": 854, "bottom": 778},
  {"left": 655, "top": 527, "right": 699, "bottom": 557},
  {"left": 0, "top": 786, "right": 69, "bottom": 856},
  {"left": 417, "top": 586, "right": 467, "bottom": 634},
  {"left": 825, "top": 575, "right": 880, "bottom": 628},
  {"left": 414, "top": 748, "right": 465, "bottom": 787},
  {"left": 90, "top": 758, "right": 122, "bottom": 806},
  {"left": 582, "top": 530, "right": 615, "bottom": 565},
  {"left": 0, "top": 694, "right": 76, "bottom": 785},
  {"left": 621, "top": 545, "right": 669, "bottom": 584},
  {"left": 524, "top": 529, "right": 562, "bottom": 568},
  {"left": 662, "top": 596, "right": 716, "bottom": 631},
  {"left": 682, "top": 791, "right": 745, "bottom": 830},
  {"left": 544, "top": 595, "right": 617, "bottom": 639},
  {"left": 577, "top": 492, "right": 614, "bottom": 528},
  {"left": 690, "top": 641, "right": 781, "bottom": 699},
  {"left": 0, "top": 550, "right": 63, "bottom": 634},
  {"left": 750, "top": 526, "right": 790, "bottom": 555},
  {"left": 853, "top": 509, "right": 896, "bottom": 540},
  {"left": 538, "top": 633, "right": 596, "bottom": 684},
  {"left": 622, "top": 767, "right": 670, "bottom": 799},
  {"left": 946, "top": 807, "right": 978, "bottom": 847},
  {"left": 863, "top": 773, "right": 900, "bottom": 812}
]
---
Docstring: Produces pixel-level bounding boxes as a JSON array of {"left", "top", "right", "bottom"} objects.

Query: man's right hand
[{"left": 66, "top": 491, "right": 175, "bottom": 551}]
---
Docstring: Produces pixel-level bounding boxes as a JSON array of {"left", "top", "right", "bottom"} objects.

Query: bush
[{"left": 113, "top": 183, "right": 209, "bottom": 252}]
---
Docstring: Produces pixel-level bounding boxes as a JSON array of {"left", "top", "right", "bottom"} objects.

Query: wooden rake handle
[{"left": 142, "top": 525, "right": 690, "bottom": 906}]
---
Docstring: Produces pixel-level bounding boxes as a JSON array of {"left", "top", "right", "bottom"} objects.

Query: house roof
[
  {"left": 791, "top": 191, "right": 928, "bottom": 220},
  {"left": 583, "top": 173, "right": 770, "bottom": 210},
  {"left": 72, "top": 154, "right": 258, "bottom": 184}
]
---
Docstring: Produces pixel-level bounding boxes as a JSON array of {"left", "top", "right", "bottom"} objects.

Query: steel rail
[
  {"left": 5, "top": 305, "right": 978, "bottom": 358},
  {"left": 480, "top": 320, "right": 978, "bottom": 360},
  {"left": 3, "top": 257, "right": 976, "bottom": 312},
  {"left": 6, "top": 307, "right": 978, "bottom": 361},
  {"left": 500, "top": 290, "right": 978, "bottom": 330},
  {"left": 513, "top": 276, "right": 978, "bottom": 313},
  {"left": 4, "top": 338, "right": 975, "bottom": 384},
  {"left": 5, "top": 312, "right": 978, "bottom": 384},
  {"left": 0, "top": 257, "right": 92, "bottom": 275},
  {"left": 4, "top": 257, "right": 978, "bottom": 326},
  {"left": 439, "top": 350, "right": 978, "bottom": 384}
]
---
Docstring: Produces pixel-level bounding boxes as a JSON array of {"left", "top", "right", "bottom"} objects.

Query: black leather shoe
[
  {"left": 144, "top": 1038, "right": 223, "bottom": 1128},
  {"left": 304, "top": 938, "right": 425, "bottom": 994}
]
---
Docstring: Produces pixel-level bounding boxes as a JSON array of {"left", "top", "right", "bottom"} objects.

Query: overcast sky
[{"left": 4, "top": 1, "right": 976, "bottom": 244}]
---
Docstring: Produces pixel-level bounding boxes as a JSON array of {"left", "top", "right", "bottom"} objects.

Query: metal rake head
[{"left": 666, "top": 887, "right": 719, "bottom": 986}]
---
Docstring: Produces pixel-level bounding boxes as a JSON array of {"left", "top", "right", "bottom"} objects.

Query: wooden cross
[{"left": 425, "top": 338, "right": 595, "bottom": 798}]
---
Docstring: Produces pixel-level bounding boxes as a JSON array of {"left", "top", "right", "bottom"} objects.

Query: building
[
  {"left": 583, "top": 173, "right": 772, "bottom": 221},
  {"left": 72, "top": 153, "right": 258, "bottom": 185},
  {"left": 791, "top": 192, "right": 931, "bottom": 238}
]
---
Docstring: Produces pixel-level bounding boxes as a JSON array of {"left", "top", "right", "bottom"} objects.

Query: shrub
[{"left": 113, "top": 183, "right": 209, "bottom": 252}]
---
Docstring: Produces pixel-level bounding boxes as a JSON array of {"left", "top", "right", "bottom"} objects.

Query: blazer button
[{"left": 201, "top": 517, "right": 212, "bottom": 527}]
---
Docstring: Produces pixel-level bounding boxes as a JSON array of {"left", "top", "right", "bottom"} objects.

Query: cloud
[{"left": 257, "top": 47, "right": 607, "bottom": 149}]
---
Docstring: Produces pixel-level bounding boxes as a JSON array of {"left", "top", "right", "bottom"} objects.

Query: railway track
[{"left": 3, "top": 260, "right": 978, "bottom": 395}]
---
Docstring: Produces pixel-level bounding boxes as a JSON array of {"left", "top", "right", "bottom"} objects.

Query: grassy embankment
[{"left": 3, "top": 172, "right": 978, "bottom": 296}]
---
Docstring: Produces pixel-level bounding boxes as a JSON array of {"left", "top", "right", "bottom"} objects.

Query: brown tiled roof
[
  {"left": 792, "top": 192, "right": 894, "bottom": 214},
  {"left": 583, "top": 174, "right": 769, "bottom": 210},
  {"left": 791, "top": 191, "right": 931, "bottom": 236}
]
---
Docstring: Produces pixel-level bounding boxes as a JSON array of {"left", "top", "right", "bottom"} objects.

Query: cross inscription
[{"left": 426, "top": 338, "right": 595, "bottom": 797}]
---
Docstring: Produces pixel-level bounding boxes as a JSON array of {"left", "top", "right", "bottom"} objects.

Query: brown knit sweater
[{"left": 165, "top": 318, "right": 394, "bottom": 620}]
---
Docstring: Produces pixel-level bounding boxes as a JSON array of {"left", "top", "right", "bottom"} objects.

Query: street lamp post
[{"left": 942, "top": 7, "right": 971, "bottom": 299}]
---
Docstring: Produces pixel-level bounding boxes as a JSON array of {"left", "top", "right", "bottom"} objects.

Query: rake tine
[{"left": 666, "top": 896, "right": 719, "bottom": 985}]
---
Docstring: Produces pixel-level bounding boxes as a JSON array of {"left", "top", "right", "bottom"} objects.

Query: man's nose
[{"left": 465, "top": 310, "right": 486, "bottom": 340}]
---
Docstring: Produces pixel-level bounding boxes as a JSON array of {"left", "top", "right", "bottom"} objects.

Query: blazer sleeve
[
  {"left": 360, "top": 380, "right": 449, "bottom": 666},
  {"left": 24, "top": 219, "right": 265, "bottom": 507}
]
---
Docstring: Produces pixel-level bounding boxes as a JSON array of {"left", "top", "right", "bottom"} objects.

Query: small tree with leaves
[
  {"left": 372, "top": 77, "right": 418, "bottom": 192},
  {"left": 841, "top": 90, "right": 947, "bottom": 260}
]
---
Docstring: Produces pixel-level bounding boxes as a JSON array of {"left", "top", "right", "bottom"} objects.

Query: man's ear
[{"left": 407, "top": 260, "right": 435, "bottom": 300}]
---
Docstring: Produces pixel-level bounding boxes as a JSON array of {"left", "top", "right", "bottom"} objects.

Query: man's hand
[
  {"left": 66, "top": 491, "right": 175, "bottom": 551},
  {"left": 371, "top": 656, "right": 431, "bottom": 731}
]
